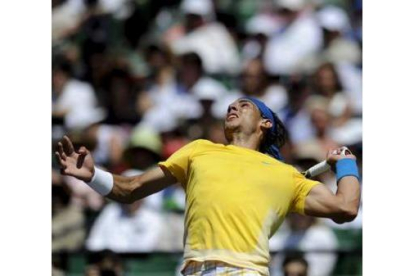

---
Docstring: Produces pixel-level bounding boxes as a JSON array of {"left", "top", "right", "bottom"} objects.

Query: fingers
[
  {"left": 55, "top": 151, "right": 67, "bottom": 171},
  {"left": 329, "top": 148, "right": 340, "bottom": 156},
  {"left": 77, "top": 146, "right": 88, "bottom": 169},
  {"left": 57, "top": 142, "right": 67, "bottom": 160},
  {"left": 340, "top": 146, "right": 352, "bottom": 155},
  {"left": 62, "top": 135, "right": 75, "bottom": 156},
  {"left": 330, "top": 147, "right": 351, "bottom": 156},
  {"left": 78, "top": 146, "right": 89, "bottom": 155},
  {"left": 327, "top": 146, "right": 357, "bottom": 163}
]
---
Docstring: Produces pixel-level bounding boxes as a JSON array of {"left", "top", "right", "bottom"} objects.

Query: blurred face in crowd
[
  {"left": 52, "top": 70, "right": 68, "bottom": 94},
  {"left": 276, "top": 8, "right": 299, "bottom": 25},
  {"left": 283, "top": 260, "right": 308, "bottom": 276},
  {"left": 241, "top": 59, "right": 267, "bottom": 95},
  {"left": 52, "top": 184, "right": 71, "bottom": 216},
  {"left": 224, "top": 99, "right": 270, "bottom": 143},
  {"left": 315, "top": 64, "right": 340, "bottom": 97},
  {"left": 184, "top": 13, "right": 205, "bottom": 33},
  {"left": 145, "top": 46, "right": 170, "bottom": 72},
  {"left": 179, "top": 55, "right": 203, "bottom": 89},
  {"left": 287, "top": 77, "right": 310, "bottom": 113},
  {"left": 310, "top": 108, "right": 330, "bottom": 136},
  {"left": 323, "top": 29, "right": 341, "bottom": 46}
]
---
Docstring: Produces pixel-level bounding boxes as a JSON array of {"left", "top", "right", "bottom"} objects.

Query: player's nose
[{"left": 227, "top": 104, "right": 238, "bottom": 113}]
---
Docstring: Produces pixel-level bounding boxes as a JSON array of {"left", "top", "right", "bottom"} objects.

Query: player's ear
[{"left": 261, "top": 118, "right": 273, "bottom": 130}]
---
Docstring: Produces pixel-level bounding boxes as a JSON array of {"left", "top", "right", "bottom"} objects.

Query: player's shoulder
[{"left": 278, "top": 162, "right": 302, "bottom": 175}]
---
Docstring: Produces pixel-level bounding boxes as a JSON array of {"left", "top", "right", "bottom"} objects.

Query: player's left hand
[
  {"left": 327, "top": 146, "right": 356, "bottom": 166},
  {"left": 55, "top": 135, "right": 95, "bottom": 182}
]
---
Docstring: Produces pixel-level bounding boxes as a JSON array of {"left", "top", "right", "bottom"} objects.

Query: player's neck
[{"left": 229, "top": 133, "right": 261, "bottom": 151}]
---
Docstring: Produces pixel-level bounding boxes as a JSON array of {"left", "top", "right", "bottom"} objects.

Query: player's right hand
[
  {"left": 327, "top": 146, "right": 357, "bottom": 166},
  {"left": 55, "top": 135, "right": 95, "bottom": 182}
]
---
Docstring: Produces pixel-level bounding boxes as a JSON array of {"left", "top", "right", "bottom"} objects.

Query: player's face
[{"left": 224, "top": 99, "right": 263, "bottom": 139}]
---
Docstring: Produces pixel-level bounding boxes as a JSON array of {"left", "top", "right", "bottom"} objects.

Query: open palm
[{"left": 55, "top": 136, "right": 95, "bottom": 182}]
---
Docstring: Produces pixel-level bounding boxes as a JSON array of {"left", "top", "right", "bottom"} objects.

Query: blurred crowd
[{"left": 52, "top": 0, "right": 362, "bottom": 275}]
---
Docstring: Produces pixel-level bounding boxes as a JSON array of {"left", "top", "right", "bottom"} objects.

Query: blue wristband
[{"left": 335, "top": 158, "right": 359, "bottom": 182}]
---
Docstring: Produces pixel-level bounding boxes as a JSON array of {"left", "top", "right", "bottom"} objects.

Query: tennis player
[{"left": 55, "top": 97, "right": 360, "bottom": 276}]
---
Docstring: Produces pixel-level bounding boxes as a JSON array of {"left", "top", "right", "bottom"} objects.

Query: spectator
[
  {"left": 136, "top": 44, "right": 177, "bottom": 115},
  {"left": 283, "top": 255, "right": 308, "bottom": 276},
  {"left": 263, "top": 0, "right": 323, "bottom": 76},
  {"left": 85, "top": 250, "right": 124, "bottom": 276},
  {"left": 139, "top": 52, "right": 227, "bottom": 133},
  {"left": 242, "top": 13, "right": 281, "bottom": 61},
  {"left": 52, "top": 180, "right": 86, "bottom": 252},
  {"left": 301, "top": 95, "right": 339, "bottom": 154},
  {"left": 312, "top": 63, "right": 362, "bottom": 145},
  {"left": 78, "top": 0, "right": 114, "bottom": 82},
  {"left": 240, "top": 58, "right": 288, "bottom": 113},
  {"left": 317, "top": 5, "right": 361, "bottom": 66},
  {"left": 170, "top": 0, "right": 241, "bottom": 75},
  {"left": 52, "top": 0, "right": 86, "bottom": 43},
  {"left": 122, "top": 125, "right": 162, "bottom": 171},
  {"left": 85, "top": 198, "right": 163, "bottom": 252},
  {"left": 213, "top": 58, "right": 287, "bottom": 119},
  {"left": 83, "top": 122, "right": 128, "bottom": 169},
  {"left": 177, "top": 52, "right": 228, "bottom": 100},
  {"left": 100, "top": 67, "right": 141, "bottom": 125},
  {"left": 269, "top": 214, "right": 338, "bottom": 276},
  {"left": 312, "top": 62, "right": 354, "bottom": 124},
  {"left": 279, "top": 76, "right": 315, "bottom": 144},
  {"left": 52, "top": 58, "right": 106, "bottom": 130}
]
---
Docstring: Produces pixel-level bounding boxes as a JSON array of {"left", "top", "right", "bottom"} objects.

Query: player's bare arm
[
  {"left": 55, "top": 136, "right": 177, "bottom": 204},
  {"left": 110, "top": 166, "right": 176, "bottom": 203},
  {"left": 304, "top": 147, "right": 361, "bottom": 224}
]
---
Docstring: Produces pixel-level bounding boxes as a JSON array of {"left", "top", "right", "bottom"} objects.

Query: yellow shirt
[{"left": 159, "top": 140, "right": 320, "bottom": 275}]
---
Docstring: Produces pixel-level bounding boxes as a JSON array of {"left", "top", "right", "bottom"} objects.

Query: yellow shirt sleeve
[
  {"left": 158, "top": 140, "right": 200, "bottom": 187},
  {"left": 290, "top": 168, "right": 321, "bottom": 215}
]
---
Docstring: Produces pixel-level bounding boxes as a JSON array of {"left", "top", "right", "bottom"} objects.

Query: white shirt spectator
[
  {"left": 90, "top": 124, "right": 129, "bottom": 167},
  {"left": 335, "top": 63, "right": 362, "bottom": 115},
  {"left": 140, "top": 76, "right": 228, "bottom": 132},
  {"left": 99, "top": 0, "right": 133, "bottom": 19},
  {"left": 171, "top": 22, "right": 240, "bottom": 75},
  {"left": 264, "top": 11, "right": 323, "bottom": 75},
  {"left": 317, "top": 6, "right": 361, "bottom": 65},
  {"left": 52, "top": 0, "right": 86, "bottom": 43},
  {"left": 86, "top": 202, "right": 163, "bottom": 252},
  {"left": 259, "top": 85, "right": 289, "bottom": 114},
  {"left": 279, "top": 108, "right": 316, "bottom": 144},
  {"left": 53, "top": 79, "right": 105, "bottom": 130}
]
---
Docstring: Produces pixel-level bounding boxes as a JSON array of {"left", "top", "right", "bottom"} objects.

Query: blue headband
[{"left": 241, "top": 97, "right": 283, "bottom": 161}]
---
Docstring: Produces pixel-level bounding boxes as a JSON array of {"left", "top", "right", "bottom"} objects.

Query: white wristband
[{"left": 87, "top": 167, "right": 114, "bottom": 196}]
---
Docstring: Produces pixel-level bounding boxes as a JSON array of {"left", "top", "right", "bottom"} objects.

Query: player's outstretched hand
[
  {"left": 55, "top": 135, "right": 95, "bottom": 182},
  {"left": 327, "top": 146, "right": 356, "bottom": 166}
]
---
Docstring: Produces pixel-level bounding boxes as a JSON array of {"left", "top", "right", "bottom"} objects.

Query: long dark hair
[{"left": 260, "top": 111, "right": 288, "bottom": 159}]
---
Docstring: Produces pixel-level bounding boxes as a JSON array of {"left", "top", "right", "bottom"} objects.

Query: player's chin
[{"left": 224, "top": 118, "right": 240, "bottom": 129}]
